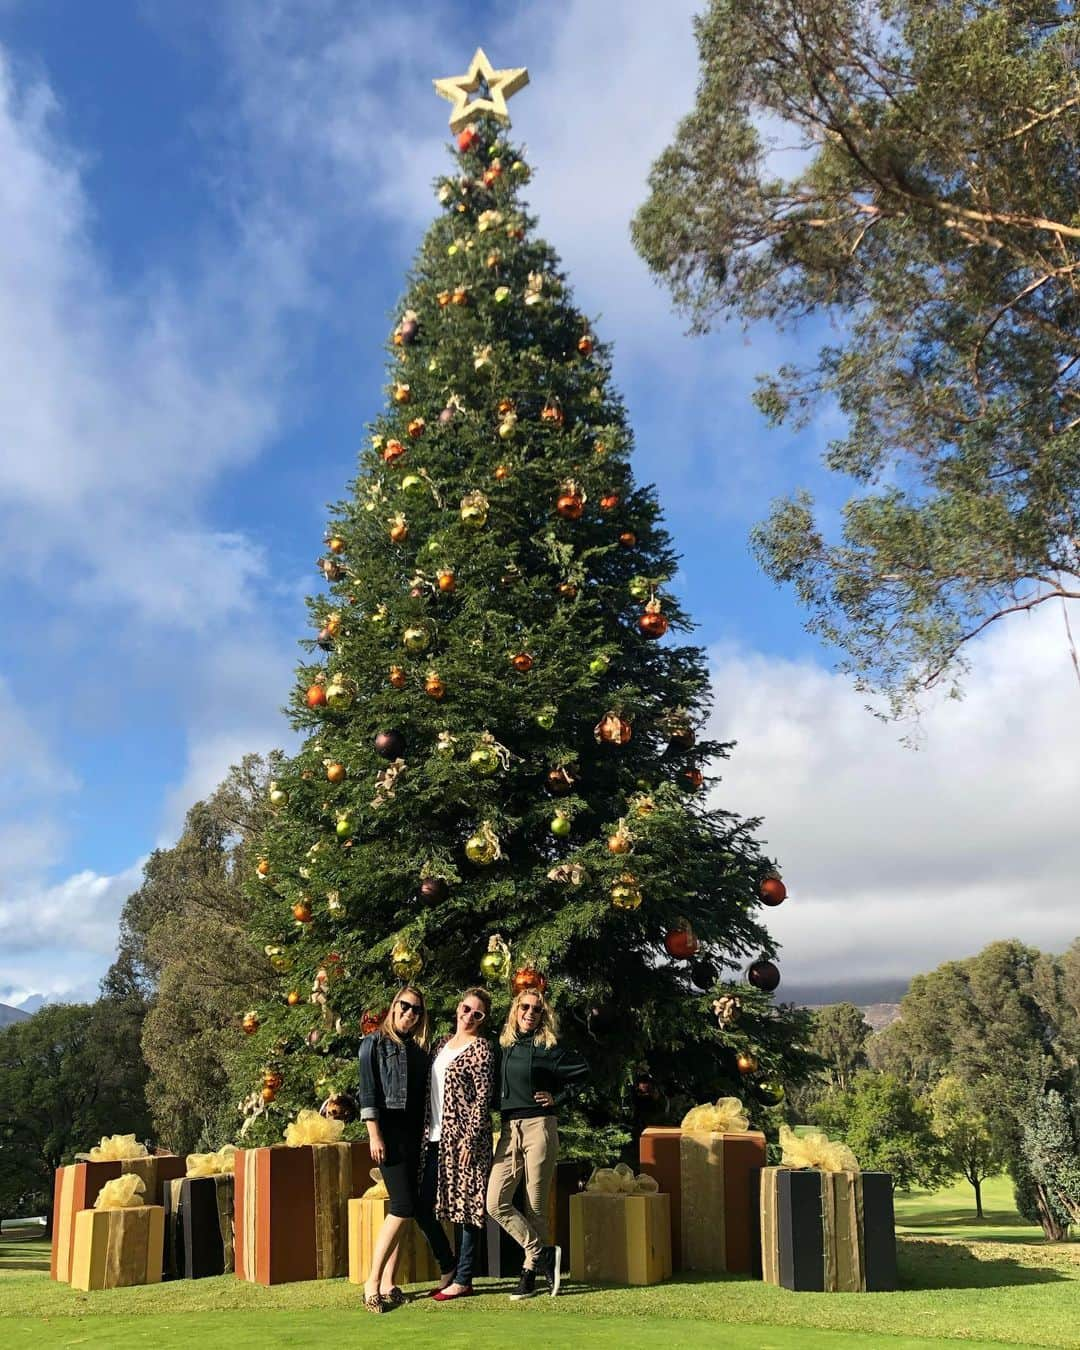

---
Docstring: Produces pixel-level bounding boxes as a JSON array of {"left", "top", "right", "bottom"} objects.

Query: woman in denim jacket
[{"left": 357, "top": 985, "right": 455, "bottom": 1312}]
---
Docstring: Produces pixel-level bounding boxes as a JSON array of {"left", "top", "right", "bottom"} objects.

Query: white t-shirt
[{"left": 428, "top": 1040, "right": 471, "bottom": 1142}]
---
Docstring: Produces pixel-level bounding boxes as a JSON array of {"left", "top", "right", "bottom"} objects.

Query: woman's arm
[
  {"left": 357, "top": 1035, "right": 381, "bottom": 1122},
  {"left": 550, "top": 1045, "right": 590, "bottom": 1108}
]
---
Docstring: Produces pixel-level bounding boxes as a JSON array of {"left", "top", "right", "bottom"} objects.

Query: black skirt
[{"left": 377, "top": 1109, "right": 424, "bottom": 1218}]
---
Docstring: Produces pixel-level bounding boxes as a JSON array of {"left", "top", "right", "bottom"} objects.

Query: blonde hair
[
  {"left": 499, "top": 988, "right": 558, "bottom": 1049},
  {"left": 379, "top": 986, "right": 430, "bottom": 1050},
  {"left": 459, "top": 986, "right": 492, "bottom": 1019}
]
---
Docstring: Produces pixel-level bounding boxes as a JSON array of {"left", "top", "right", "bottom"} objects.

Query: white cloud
[{"left": 708, "top": 601, "right": 1080, "bottom": 987}]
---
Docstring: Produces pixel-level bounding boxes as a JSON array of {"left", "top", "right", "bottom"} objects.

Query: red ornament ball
[
  {"left": 664, "top": 926, "right": 700, "bottom": 960},
  {"left": 419, "top": 876, "right": 448, "bottom": 903},
  {"left": 638, "top": 611, "right": 669, "bottom": 640},
  {"left": 512, "top": 967, "right": 547, "bottom": 995},
  {"left": 306, "top": 683, "right": 327, "bottom": 709},
  {"left": 748, "top": 959, "right": 781, "bottom": 992},
  {"left": 457, "top": 127, "right": 479, "bottom": 153},
  {"left": 760, "top": 877, "right": 788, "bottom": 906}
]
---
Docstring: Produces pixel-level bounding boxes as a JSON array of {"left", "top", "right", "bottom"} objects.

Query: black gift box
[{"left": 163, "top": 1175, "right": 235, "bottom": 1280}]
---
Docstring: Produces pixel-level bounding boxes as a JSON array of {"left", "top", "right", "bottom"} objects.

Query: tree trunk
[
  {"left": 972, "top": 1176, "right": 983, "bottom": 1219},
  {"left": 1033, "top": 1181, "right": 1069, "bottom": 1241}
]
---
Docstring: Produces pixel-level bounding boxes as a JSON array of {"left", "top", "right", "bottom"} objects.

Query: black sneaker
[
  {"left": 538, "top": 1244, "right": 562, "bottom": 1297},
  {"left": 509, "top": 1267, "right": 538, "bottom": 1300}
]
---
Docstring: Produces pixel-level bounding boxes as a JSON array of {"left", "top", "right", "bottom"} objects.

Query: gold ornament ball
[
  {"left": 480, "top": 949, "right": 508, "bottom": 981},
  {"left": 326, "top": 762, "right": 346, "bottom": 783},
  {"left": 402, "top": 626, "right": 430, "bottom": 653},
  {"left": 469, "top": 746, "right": 500, "bottom": 776},
  {"left": 465, "top": 831, "right": 497, "bottom": 865},
  {"left": 610, "top": 873, "right": 643, "bottom": 910},
  {"left": 461, "top": 503, "right": 488, "bottom": 530},
  {"left": 736, "top": 1051, "right": 759, "bottom": 1075}
]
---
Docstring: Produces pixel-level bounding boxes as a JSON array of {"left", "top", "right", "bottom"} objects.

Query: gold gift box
[
  {"left": 347, "top": 1196, "right": 452, "bottom": 1286},
  {"left": 680, "top": 1129, "right": 766, "bottom": 1274},
  {"left": 568, "top": 1192, "right": 671, "bottom": 1286},
  {"left": 69, "top": 1205, "right": 165, "bottom": 1291}
]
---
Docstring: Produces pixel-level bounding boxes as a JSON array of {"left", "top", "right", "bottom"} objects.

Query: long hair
[
  {"left": 499, "top": 988, "right": 558, "bottom": 1049},
  {"left": 379, "top": 985, "right": 430, "bottom": 1050}
]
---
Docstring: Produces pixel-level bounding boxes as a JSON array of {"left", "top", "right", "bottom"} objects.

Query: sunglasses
[
  {"left": 397, "top": 999, "right": 422, "bottom": 1016},
  {"left": 519, "top": 1003, "right": 542, "bottom": 1015},
  {"left": 459, "top": 1004, "right": 486, "bottom": 1022}
]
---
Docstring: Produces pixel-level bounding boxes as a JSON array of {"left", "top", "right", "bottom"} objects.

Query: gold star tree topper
[{"left": 433, "top": 48, "right": 529, "bottom": 133}]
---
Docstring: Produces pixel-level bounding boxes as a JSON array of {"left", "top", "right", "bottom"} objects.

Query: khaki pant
[{"left": 486, "top": 1116, "right": 558, "bottom": 1268}]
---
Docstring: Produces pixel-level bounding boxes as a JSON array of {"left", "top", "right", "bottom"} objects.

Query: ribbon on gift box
[
  {"left": 681, "top": 1096, "right": 750, "bottom": 1133},
  {"left": 94, "top": 1174, "right": 147, "bottom": 1210},
  {"left": 185, "top": 1145, "right": 237, "bottom": 1177},
  {"left": 586, "top": 1162, "right": 659, "bottom": 1195},
  {"left": 284, "top": 1109, "right": 345, "bottom": 1146},
  {"left": 76, "top": 1134, "right": 149, "bottom": 1162},
  {"left": 779, "top": 1124, "right": 859, "bottom": 1174},
  {"left": 362, "top": 1168, "right": 388, "bottom": 1199}
]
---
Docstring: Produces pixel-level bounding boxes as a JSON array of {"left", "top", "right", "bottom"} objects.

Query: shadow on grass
[
  {"left": 899, "top": 1239, "right": 1068, "bottom": 1290},
  {"left": 0, "top": 1234, "right": 50, "bottom": 1274}
]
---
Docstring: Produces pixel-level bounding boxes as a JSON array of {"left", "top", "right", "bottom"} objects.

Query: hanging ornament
[
  {"left": 424, "top": 671, "right": 446, "bottom": 700},
  {"left": 401, "top": 473, "right": 427, "bottom": 495},
  {"left": 752, "top": 1080, "right": 786, "bottom": 1107},
  {"left": 316, "top": 626, "right": 335, "bottom": 652},
  {"left": 512, "top": 966, "right": 547, "bottom": 995},
  {"left": 419, "top": 875, "right": 448, "bottom": 903},
  {"left": 546, "top": 766, "right": 575, "bottom": 796},
  {"left": 286, "top": 990, "right": 301, "bottom": 1006},
  {"left": 480, "top": 933, "right": 512, "bottom": 982},
  {"left": 547, "top": 862, "right": 584, "bottom": 885},
  {"left": 549, "top": 809, "right": 572, "bottom": 838},
  {"left": 241, "top": 1011, "right": 260, "bottom": 1036},
  {"left": 436, "top": 730, "right": 457, "bottom": 755},
  {"left": 391, "top": 938, "right": 423, "bottom": 980},
  {"left": 319, "top": 556, "right": 347, "bottom": 581},
  {"left": 262, "top": 1069, "right": 284, "bottom": 1091},
  {"left": 374, "top": 729, "right": 406, "bottom": 760},
  {"left": 465, "top": 820, "right": 502, "bottom": 865},
  {"left": 360, "top": 1008, "right": 385, "bottom": 1036},
  {"left": 437, "top": 289, "right": 452, "bottom": 307},
  {"left": 736, "top": 1051, "right": 759, "bottom": 1075},
  {"left": 666, "top": 713, "right": 696, "bottom": 750},
  {"left": 557, "top": 581, "right": 578, "bottom": 599},
  {"left": 306, "top": 681, "right": 327, "bottom": 709},
  {"left": 406, "top": 417, "right": 426, "bottom": 440},
  {"left": 325, "top": 674, "right": 357, "bottom": 710},
  {"left": 393, "top": 382, "right": 411, "bottom": 405},
  {"left": 494, "top": 465, "right": 512, "bottom": 484},
  {"left": 326, "top": 536, "right": 346, "bottom": 555},
  {"left": 588, "top": 653, "right": 611, "bottom": 675},
  {"left": 536, "top": 705, "right": 557, "bottom": 730},
  {"left": 713, "top": 995, "right": 741, "bottom": 1027},
  {"left": 690, "top": 958, "right": 717, "bottom": 990},
  {"left": 436, "top": 568, "right": 456, "bottom": 592},
  {"left": 500, "top": 563, "right": 522, "bottom": 587},
  {"left": 268, "top": 781, "right": 289, "bottom": 807},
  {"left": 325, "top": 761, "right": 346, "bottom": 784},
  {"left": 638, "top": 597, "right": 669, "bottom": 639},
  {"left": 256, "top": 858, "right": 271, "bottom": 877},
  {"left": 628, "top": 576, "right": 651, "bottom": 602},
  {"left": 482, "top": 159, "right": 502, "bottom": 187},
  {"left": 540, "top": 399, "right": 565, "bottom": 426},
  {"left": 322, "top": 1093, "right": 358, "bottom": 1123},
  {"left": 510, "top": 651, "right": 534, "bottom": 673},
  {"left": 334, "top": 813, "right": 353, "bottom": 839},
  {"left": 265, "top": 945, "right": 292, "bottom": 973},
  {"left": 760, "top": 876, "right": 788, "bottom": 907},
  {"left": 473, "top": 343, "right": 493, "bottom": 369},
  {"left": 398, "top": 310, "right": 419, "bottom": 345},
  {"left": 619, "top": 531, "right": 638, "bottom": 548},
  {"left": 381, "top": 438, "right": 406, "bottom": 464},
  {"left": 611, "top": 872, "right": 643, "bottom": 911},
  {"left": 261, "top": 1085, "right": 277, "bottom": 1103},
  {"left": 577, "top": 334, "right": 595, "bottom": 355},
  {"left": 486, "top": 249, "right": 502, "bottom": 269},
  {"left": 607, "top": 820, "right": 634, "bottom": 854},
  {"left": 457, "top": 126, "right": 479, "bottom": 153},
  {"left": 469, "top": 744, "right": 500, "bottom": 776},
  {"left": 556, "top": 481, "right": 585, "bottom": 520},
  {"left": 664, "top": 922, "right": 700, "bottom": 959},
  {"left": 494, "top": 285, "right": 511, "bottom": 305},
  {"left": 326, "top": 890, "right": 343, "bottom": 913},
  {"left": 371, "top": 759, "right": 405, "bottom": 809},
  {"left": 594, "top": 711, "right": 632, "bottom": 745},
  {"left": 498, "top": 411, "right": 518, "bottom": 439},
  {"left": 451, "top": 284, "right": 470, "bottom": 306},
  {"left": 684, "top": 767, "right": 705, "bottom": 790},
  {"left": 477, "top": 209, "right": 503, "bottom": 233},
  {"left": 631, "top": 792, "right": 656, "bottom": 816},
  {"left": 460, "top": 491, "right": 490, "bottom": 529},
  {"left": 389, "top": 665, "right": 407, "bottom": 689},
  {"left": 402, "top": 625, "right": 431, "bottom": 653},
  {"left": 748, "top": 959, "right": 781, "bottom": 992}
]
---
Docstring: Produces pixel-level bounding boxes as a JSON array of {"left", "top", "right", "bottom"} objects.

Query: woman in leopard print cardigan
[{"left": 428, "top": 987, "right": 497, "bottom": 1301}]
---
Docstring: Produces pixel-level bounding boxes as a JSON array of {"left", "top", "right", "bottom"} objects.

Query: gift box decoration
[
  {"left": 50, "top": 1135, "right": 184, "bottom": 1283},
  {"left": 482, "top": 1160, "right": 588, "bottom": 1278},
  {"left": 569, "top": 1164, "right": 671, "bottom": 1286},
  {"left": 759, "top": 1127, "right": 897, "bottom": 1292},
  {"left": 640, "top": 1099, "right": 766, "bottom": 1274},
  {"left": 163, "top": 1146, "right": 237, "bottom": 1279},
  {"left": 68, "top": 1174, "right": 165, "bottom": 1292},
  {"left": 234, "top": 1111, "right": 371, "bottom": 1285},
  {"left": 347, "top": 1170, "right": 453, "bottom": 1286}
]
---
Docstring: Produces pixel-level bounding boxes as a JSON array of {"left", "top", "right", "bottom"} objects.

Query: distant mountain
[
  {"left": 0, "top": 1002, "right": 31, "bottom": 1027},
  {"left": 19, "top": 994, "right": 46, "bottom": 1014},
  {"left": 784, "top": 977, "right": 911, "bottom": 1008}
]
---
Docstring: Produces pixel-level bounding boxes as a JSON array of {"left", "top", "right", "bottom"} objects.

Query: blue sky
[{"left": 1, "top": 0, "right": 1077, "bottom": 1010}]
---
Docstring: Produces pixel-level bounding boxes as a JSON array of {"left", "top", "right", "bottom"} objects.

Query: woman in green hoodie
[{"left": 486, "top": 989, "right": 588, "bottom": 1300}]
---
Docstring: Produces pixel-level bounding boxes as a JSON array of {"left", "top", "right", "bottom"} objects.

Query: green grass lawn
[
  {"left": 2, "top": 1181, "right": 1076, "bottom": 1350},
  {"left": 895, "top": 1173, "right": 1045, "bottom": 1244}
]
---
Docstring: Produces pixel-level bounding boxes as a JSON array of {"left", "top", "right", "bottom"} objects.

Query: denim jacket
[{"left": 358, "top": 1032, "right": 410, "bottom": 1121}]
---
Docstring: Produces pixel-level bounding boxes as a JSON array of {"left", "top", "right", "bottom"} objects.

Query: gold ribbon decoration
[
  {"left": 185, "top": 1144, "right": 237, "bottom": 1178},
  {"left": 585, "top": 1163, "right": 659, "bottom": 1196},
  {"left": 681, "top": 1096, "right": 750, "bottom": 1134},
  {"left": 284, "top": 1108, "right": 345, "bottom": 1146},
  {"left": 94, "top": 1174, "right": 147, "bottom": 1210},
  {"left": 779, "top": 1124, "right": 860, "bottom": 1173},
  {"left": 76, "top": 1133, "right": 149, "bottom": 1162},
  {"left": 363, "top": 1168, "right": 389, "bottom": 1199}
]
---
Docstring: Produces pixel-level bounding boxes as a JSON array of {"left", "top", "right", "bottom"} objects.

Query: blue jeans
[{"left": 418, "top": 1147, "right": 483, "bottom": 1285}]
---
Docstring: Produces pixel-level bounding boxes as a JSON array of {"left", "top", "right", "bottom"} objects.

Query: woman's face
[
  {"left": 393, "top": 992, "right": 423, "bottom": 1035},
  {"left": 516, "top": 995, "right": 543, "bottom": 1035},
  {"left": 457, "top": 994, "right": 487, "bottom": 1036}
]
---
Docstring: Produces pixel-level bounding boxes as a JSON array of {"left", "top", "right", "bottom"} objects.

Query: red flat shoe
[{"left": 432, "top": 1285, "right": 474, "bottom": 1301}]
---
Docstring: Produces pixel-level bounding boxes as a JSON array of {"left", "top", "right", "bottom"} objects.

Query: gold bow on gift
[
  {"left": 186, "top": 1145, "right": 237, "bottom": 1178},
  {"left": 779, "top": 1124, "right": 859, "bottom": 1173},
  {"left": 681, "top": 1096, "right": 750, "bottom": 1134},
  {"left": 76, "top": 1133, "right": 149, "bottom": 1162},
  {"left": 94, "top": 1174, "right": 147, "bottom": 1210},
  {"left": 363, "top": 1168, "right": 388, "bottom": 1199},
  {"left": 284, "top": 1108, "right": 345, "bottom": 1147},
  {"left": 586, "top": 1163, "right": 659, "bottom": 1196}
]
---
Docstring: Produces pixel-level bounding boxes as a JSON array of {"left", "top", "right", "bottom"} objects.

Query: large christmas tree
[{"left": 233, "top": 52, "right": 808, "bottom": 1152}]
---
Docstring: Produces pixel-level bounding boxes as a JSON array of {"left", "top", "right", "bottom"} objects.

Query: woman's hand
[
  {"left": 368, "top": 1126, "right": 385, "bottom": 1165},
  {"left": 534, "top": 1090, "right": 555, "bottom": 1108}
]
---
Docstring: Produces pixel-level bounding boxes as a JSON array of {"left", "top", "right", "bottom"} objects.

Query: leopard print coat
[{"left": 430, "top": 1035, "right": 496, "bottom": 1226}]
